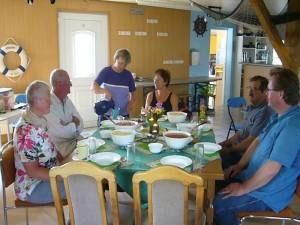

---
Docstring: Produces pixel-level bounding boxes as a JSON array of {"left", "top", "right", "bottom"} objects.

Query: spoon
[
  {"left": 103, "top": 115, "right": 117, "bottom": 125},
  {"left": 192, "top": 121, "right": 207, "bottom": 130}
]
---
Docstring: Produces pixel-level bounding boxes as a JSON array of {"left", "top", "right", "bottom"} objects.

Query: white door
[{"left": 58, "top": 12, "right": 108, "bottom": 127}]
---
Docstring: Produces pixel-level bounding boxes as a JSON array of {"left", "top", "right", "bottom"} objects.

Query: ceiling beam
[{"left": 249, "top": 0, "right": 292, "bottom": 68}]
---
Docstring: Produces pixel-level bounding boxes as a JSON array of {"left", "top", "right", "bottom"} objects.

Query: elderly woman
[
  {"left": 145, "top": 68, "right": 179, "bottom": 113},
  {"left": 91, "top": 48, "right": 136, "bottom": 120},
  {"left": 13, "top": 80, "right": 66, "bottom": 203}
]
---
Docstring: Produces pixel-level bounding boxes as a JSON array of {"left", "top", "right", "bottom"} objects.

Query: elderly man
[
  {"left": 213, "top": 68, "right": 300, "bottom": 225},
  {"left": 45, "top": 69, "right": 84, "bottom": 157},
  {"left": 219, "top": 76, "right": 273, "bottom": 169},
  {"left": 14, "top": 80, "right": 67, "bottom": 203}
]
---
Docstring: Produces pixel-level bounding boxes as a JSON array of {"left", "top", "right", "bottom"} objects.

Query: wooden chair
[
  {"left": 0, "top": 140, "right": 64, "bottom": 225},
  {"left": 49, "top": 161, "right": 134, "bottom": 225},
  {"left": 236, "top": 176, "right": 300, "bottom": 224},
  {"left": 132, "top": 165, "right": 205, "bottom": 225}
]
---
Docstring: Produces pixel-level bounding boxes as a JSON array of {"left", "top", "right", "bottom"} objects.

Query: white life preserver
[{"left": 0, "top": 44, "right": 28, "bottom": 77}]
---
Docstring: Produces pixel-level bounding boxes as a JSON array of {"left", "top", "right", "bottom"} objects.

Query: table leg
[{"left": 206, "top": 180, "right": 216, "bottom": 225}]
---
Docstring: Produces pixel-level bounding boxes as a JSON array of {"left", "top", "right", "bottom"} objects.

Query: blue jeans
[
  {"left": 26, "top": 181, "right": 66, "bottom": 204},
  {"left": 213, "top": 194, "right": 272, "bottom": 225}
]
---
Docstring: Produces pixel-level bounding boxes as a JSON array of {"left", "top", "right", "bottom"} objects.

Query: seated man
[
  {"left": 14, "top": 80, "right": 67, "bottom": 203},
  {"left": 45, "top": 69, "right": 84, "bottom": 157},
  {"left": 213, "top": 68, "right": 300, "bottom": 225},
  {"left": 219, "top": 76, "right": 273, "bottom": 169}
]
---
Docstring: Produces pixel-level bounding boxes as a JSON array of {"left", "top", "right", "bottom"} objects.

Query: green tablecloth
[{"left": 92, "top": 121, "right": 219, "bottom": 205}]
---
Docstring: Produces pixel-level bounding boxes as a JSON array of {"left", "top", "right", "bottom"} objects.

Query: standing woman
[
  {"left": 13, "top": 81, "right": 66, "bottom": 203},
  {"left": 91, "top": 48, "right": 136, "bottom": 120},
  {"left": 145, "top": 68, "right": 178, "bottom": 113}
]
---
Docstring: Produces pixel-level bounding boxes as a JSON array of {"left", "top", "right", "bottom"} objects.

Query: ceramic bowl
[
  {"left": 163, "top": 130, "right": 192, "bottom": 150},
  {"left": 167, "top": 111, "right": 187, "bottom": 123},
  {"left": 148, "top": 143, "right": 163, "bottom": 153},
  {"left": 176, "top": 123, "right": 195, "bottom": 133},
  {"left": 111, "top": 129, "right": 136, "bottom": 146},
  {"left": 114, "top": 120, "right": 138, "bottom": 130},
  {"left": 99, "top": 129, "right": 111, "bottom": 139}
]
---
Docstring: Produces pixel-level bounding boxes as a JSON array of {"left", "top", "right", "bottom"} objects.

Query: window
[{"left": 73, "top": 31, "right": 95, "bottom": 77}]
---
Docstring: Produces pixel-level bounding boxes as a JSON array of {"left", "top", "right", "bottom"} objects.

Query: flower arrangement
[{"left": 141, "top": 103, "right": 165, "bottom": 122}]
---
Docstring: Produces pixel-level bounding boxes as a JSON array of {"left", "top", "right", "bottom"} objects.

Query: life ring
[{"left": 0, "top": 44, "right": 28, "bottom": 77}]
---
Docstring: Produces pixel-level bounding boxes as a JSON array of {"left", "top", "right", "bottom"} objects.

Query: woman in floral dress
[{"left": 13, "top": 80, "right": 67, "bottom": 203}]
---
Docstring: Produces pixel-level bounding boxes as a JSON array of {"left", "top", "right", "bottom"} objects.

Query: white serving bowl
[
  {"left": 176, "top": 123, "right": 195, "bottom": 133},
  {"left": 163, "top": 130, "right": 193, "bottom": 150},
  {"left": 99, "top": 129, "right": 111, "bottom": 139},
  {"left": 167, "top": 111, "right": 187, "bottom": 123},
  {"left": 148, "top": 143, "right": 163, "bottom": 153},
  {"left": 114, "top": 120, "right": 138, "bottom": 130},
  {"left": 111, "top": 129, "right": 136, "bottom": 146}
]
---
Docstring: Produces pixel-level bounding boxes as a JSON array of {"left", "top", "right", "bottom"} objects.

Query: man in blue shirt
[
  {"left": 219, "top": 76, "right": 273, "bottom": 169},
  {"left": 213, "top": 68, "right": 300, "bottom": 225}
]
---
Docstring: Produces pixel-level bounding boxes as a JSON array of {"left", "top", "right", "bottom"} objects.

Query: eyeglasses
[
  {"left": 266, "top": 88, "right": 279, "bottom": 92},
  {"left": 246, "top": 86, "right": 260, "bottom": 92},
  {"left": 60, "top": 80, "right": 72, "bottom": 86}
]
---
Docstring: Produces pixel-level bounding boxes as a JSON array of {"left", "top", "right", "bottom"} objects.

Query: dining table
[
  {"left": 0, "top": 109, "right": 23, "bottom": 147},
  {"left": 75, "top": 120, "right": 224, "bottom": 225}
]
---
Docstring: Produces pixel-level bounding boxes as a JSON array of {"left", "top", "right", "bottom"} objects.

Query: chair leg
[
  {"left": 26, "top": 208, "right": 29, "bottom": 225},
  {"left": 226, "top": 128, "right": 230, "bottom": 140},
  {"left": 4, "top": 208, "right": 8, "bottom": 225}
]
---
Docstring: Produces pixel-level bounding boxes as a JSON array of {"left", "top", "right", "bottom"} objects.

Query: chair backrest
[
  {"left": 15, "top": 94, "right": 27, "bottom": 103},
  {"left": 0, "top": 140, "right": 16, "bottom": 188},
  {"left": 227, "top": 97, "right": 246, "bottom": 108},
  {"left": 49, "top": 161, "right": 120, "bottom": 225},
  {"left": 132, "top": 165, "right": 204, "bottom": 225}
]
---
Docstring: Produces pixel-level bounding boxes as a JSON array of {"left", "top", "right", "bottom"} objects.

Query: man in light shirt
[{"left": 45, "top": 69, "right": 84, "bottom": 157}]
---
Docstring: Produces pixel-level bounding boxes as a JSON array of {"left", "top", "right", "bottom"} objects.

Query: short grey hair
[
  {"left": 113, "top": 49, "right": 131, "bottom": 65},
  {"left": 49, "top": 69, "right": 68, "bottom": 87},
  {"left": 26, "top": 80, "right": 50, "bottom": 107}
]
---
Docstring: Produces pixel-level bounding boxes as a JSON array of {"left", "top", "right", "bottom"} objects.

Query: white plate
[
  {"left": 194, "top": 142, "right": 222, "bottom": 154},
  {"left": 101, "top": 120, "right": 117, "bottom": 128},
  {"left": 89, "top": 152, "right": 121, "bottom": 166},
  {"left": 160, "top": 155, "right": 192, "bottom": 168},
  {"left": 77, "top": 138, "right": 105, "bottom": 147},
  {"left": 72, "top": 155, "right": 83, "bottom": 161},
  {"left": 158, "top": 117, "right": 167, "bottom": 122}
]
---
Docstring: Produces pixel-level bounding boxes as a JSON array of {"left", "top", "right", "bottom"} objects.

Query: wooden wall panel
[{"left": 0, "top": 0, "right": 190, "bottom": 117}]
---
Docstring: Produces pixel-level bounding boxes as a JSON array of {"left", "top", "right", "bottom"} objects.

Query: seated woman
[
  {"left": 145, "top": 69, "right": 178, "bottom": 113},
  {"left": 13, "top": 80, "right": 67, "bottom": 204}
]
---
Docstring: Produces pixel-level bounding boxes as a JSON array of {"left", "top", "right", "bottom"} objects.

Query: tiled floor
[{"left": 0, "top": 105, "right": 299, "bottom": 225}]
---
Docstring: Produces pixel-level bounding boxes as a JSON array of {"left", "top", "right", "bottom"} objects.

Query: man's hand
[
  {"left": 60, "top": 119, "right": 68, "bottom": 126},
  {"left": 72, "top": 116, "right": 80, "bottom": 127},
  {"left": 224, "top": 164, "right": 241, "bottom": 180},
  {"left": 219, "top": 146, "right": 232, "bottom": 156},
  {"left": 218, "top": 183, "right": 246, "bottom": 199}
]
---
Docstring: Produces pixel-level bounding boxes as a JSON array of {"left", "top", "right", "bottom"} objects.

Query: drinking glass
[
  {"left": 126, "top": 142, "right": 136, "bottom": 163},
  {"left": 88, "top": 137, "right": 97, "bottom": 155},
  {"left": 194, "top": 143, "right": 204, "bottom": 170}
]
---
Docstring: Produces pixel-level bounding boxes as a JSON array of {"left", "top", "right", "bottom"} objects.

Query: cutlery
[
  {"left": 104, "top": 115, "right": 117, "bottom": 125},
  {"left": 192, "top": 121, "right": 207, "bottom": 130}
]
